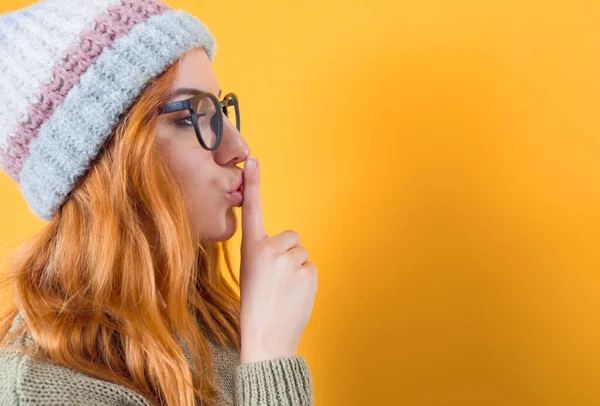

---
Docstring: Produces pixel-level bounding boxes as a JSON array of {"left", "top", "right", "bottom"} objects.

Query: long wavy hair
[{"left": 0, "top": 52, "right": 241, "bottom": 406}]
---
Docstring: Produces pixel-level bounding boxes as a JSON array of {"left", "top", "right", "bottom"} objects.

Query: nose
[{"left": 214, "top": 117, "right": 250, "bottom": 166}]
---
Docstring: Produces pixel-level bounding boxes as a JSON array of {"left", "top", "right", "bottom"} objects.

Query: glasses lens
[
  {"left": 222, "top": 95, "right": 240, "bottom": 132},
  {"left": 195, "top": 95, "right": 220, "bottom": 149}
]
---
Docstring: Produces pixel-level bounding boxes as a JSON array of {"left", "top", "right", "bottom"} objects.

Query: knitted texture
[
  {"left": 0, "top": 0, "right": 217, "bottom": 221},
  {"left": 235, "top": 357, "right": 314, "bottom": 405},
  {"left": 0, "top": 312, "right": 315, "bottom": 405}
]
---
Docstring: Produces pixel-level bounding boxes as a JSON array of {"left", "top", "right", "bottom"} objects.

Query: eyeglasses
[{"left": 158, "top": 92, "right": 240, "bottom": 151}]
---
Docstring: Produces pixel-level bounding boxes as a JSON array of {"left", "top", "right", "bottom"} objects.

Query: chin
[{"left": 202, "top": 207, "right": 239, "bottom": 242}]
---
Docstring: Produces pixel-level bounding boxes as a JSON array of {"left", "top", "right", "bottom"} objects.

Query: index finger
[{"left": 241, "top": 157, "right": 267, "bottom": 243}]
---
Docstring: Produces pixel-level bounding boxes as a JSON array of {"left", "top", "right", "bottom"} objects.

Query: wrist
[{"left": 240, "top": 346, "right": 297, "bottom": 364}]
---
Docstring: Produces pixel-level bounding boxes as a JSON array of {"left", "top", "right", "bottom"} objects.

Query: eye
[
  {"left": 175, "top": 113, "right": 207, "bottom": 128},
  {"left": 176, "top": 116, "right": 193, "bottom": 128},
  {"left": 174, "top": 116, "right": 190, "bottom": 127}
]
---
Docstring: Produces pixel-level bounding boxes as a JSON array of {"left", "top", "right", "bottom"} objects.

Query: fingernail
[{"left": 245, "top": 157, "right": 256, "bottom": 170}]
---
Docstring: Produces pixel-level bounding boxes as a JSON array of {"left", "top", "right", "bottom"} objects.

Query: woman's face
[{"left": 156, "top": 47, "right": 250, "bottom": 241}]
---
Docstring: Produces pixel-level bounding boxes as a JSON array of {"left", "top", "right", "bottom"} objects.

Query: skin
[
  {"left": 155, "top": 47, "right": 250, "bottom": 241},
  {"left": 155, "top": 47, "right": 318, "bottom": 364}
]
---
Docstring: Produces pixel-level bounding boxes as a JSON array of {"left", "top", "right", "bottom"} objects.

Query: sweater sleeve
[
  {"left": 0, "top": 350, "right": 20, "bottom": 405},
  {"left": 234, "top": 355, "right": 314, "bottom": 405},
  {"left": 0, "top": 348, "right": 153, "bottom": 406}
]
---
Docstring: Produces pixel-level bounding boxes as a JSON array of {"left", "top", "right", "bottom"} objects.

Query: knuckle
[
  {"left": 292, "top": 246, "right": 307, "bottom": 259},
  {"left": 306, "top": 264, "right": 318, "bottom": 291},
  {"left": 262, "top": 241, "right": 278, "bottom": 256},
  {"left": 285, "top": 229, "right": 300, "bottom": 240},
  {"left": 302, "top": 262, "right": 317, "bottom": 276}
]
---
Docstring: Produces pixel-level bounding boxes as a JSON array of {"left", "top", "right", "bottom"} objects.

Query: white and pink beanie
[{"left": 0, "top": 0, "right": 216, "bottom": 221}]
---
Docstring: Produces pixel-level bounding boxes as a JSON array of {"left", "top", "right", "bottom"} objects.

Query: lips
[
  {"left": 230, "top": 174, "right": 244, "bottom": 194},
  {"left": 228, "top": 174, "right": 244, "bottom": 206}
]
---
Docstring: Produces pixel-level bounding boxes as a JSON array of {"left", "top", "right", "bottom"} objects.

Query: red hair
[{"left": 0, "top": 54, "right": 241, "bottom": 406}]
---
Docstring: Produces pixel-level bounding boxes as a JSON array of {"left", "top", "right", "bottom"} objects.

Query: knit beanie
[{"left": 0, "top": 0, "right": 216, "bottom": 221}]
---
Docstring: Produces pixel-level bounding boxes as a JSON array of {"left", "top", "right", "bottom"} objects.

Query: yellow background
[{"left": 1, "top": 0, "right": 600, "bottom": 404}]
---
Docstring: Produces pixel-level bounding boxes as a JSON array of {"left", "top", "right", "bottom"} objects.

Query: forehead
[{"left": 169, "top": 47, "right": 220, "bottom": 101}]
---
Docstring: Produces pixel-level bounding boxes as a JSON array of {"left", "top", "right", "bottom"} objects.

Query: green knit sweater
[{"left": 0, "top": 313, "right": 313, "bottom": 405}]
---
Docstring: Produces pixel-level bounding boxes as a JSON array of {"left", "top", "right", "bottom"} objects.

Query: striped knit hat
[{"left": 0, "top": 0, "right": 216, "bottom": 221}]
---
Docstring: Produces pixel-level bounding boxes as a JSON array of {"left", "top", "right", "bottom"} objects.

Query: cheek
[
  {"left": 184, "top": 170, "right": 228, "bottom": 238},
  {"left": 156, "top": 138, "right": 229, "bottom": 237},
  {"left": 177, "top": 159, "right": 216, "bottom": 198},
  {"left": 159, "top": 144, "right": 219, "bottom": 209},
  {"left": 184, "top": 171, "right": 220, "bottom": 210},
  {"left": 175, "top": 157, "right": 223, "bottom": 220}
]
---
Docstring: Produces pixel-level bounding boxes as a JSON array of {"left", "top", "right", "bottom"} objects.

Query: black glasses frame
[{"left": 158, "top": 92, "right": 240, "bottom": 151}]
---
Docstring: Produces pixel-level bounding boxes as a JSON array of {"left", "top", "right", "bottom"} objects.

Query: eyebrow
[{"left": 167, "top": 87, "right": 222, "bottom": 101}]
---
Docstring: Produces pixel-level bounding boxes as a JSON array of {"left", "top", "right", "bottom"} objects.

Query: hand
[{"left": 239, "top": 157, "right": 318, "bottom": 364}]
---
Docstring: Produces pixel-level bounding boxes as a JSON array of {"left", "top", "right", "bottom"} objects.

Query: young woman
[{"left": 0, "top": 0, "right": 318, "bottom": 405}]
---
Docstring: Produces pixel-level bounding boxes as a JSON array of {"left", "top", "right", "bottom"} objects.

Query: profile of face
[{"left": 156, "top": 47, "right": 250, "bottom": 242}]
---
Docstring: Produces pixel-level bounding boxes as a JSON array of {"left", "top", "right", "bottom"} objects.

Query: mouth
[{"left": 228, "top": 175, "right": 244, "bottom": 206}]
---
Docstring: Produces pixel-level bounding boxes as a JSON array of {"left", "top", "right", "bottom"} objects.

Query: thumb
[{"left": 241, "top": 157, "right": 267, "bottom": 244}]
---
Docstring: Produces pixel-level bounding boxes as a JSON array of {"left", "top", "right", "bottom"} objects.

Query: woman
[{"left": 0, "top": 0, "right": 318, "bottom": 405}]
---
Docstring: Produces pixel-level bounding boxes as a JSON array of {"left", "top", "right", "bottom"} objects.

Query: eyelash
[
  {"left": 175, "top": 113, "right": 208, "bottom": 128},
  {"left": 176, "top": 116, "right": 193, "bottom": 128}
]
